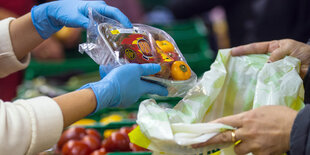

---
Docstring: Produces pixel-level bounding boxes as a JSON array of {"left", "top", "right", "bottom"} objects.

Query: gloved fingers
[
  {"left": 79, "top": 1, "right": 106, "bottom": 16},
  {"left": 78, "top": 15, "right": 90, "bottom": 29},
  {"left": 140, "top": 81, "right": 168, "bottom": 96},
  {"left": 99, "top": 65, "right": 107, "bottom": 79},
  {"left": 139, "top": 63, "right": 161, "bottom": 76},
  {"left": 94, "top": 5, "right": 132, "bottom": 28},
  {"left": 99, "top": 65, "right": 115, "bottom": 79}
]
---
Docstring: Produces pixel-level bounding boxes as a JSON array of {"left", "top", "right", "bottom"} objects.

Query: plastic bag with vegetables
[
  {"left": 79, "top": 9, "right": 197, "bottom": 97},
  {"left": 128, "top": 49, "right": 304, "bottom": 155}
]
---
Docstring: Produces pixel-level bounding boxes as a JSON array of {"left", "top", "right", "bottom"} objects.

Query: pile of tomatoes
[{"left": 57, "top": 125, "right": 149, "bottom": 155}]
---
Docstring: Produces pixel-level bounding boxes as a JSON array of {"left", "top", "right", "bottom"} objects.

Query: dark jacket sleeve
[
  {"left": 290, "top": 104, "right": 310, "bottom": 154},
  {"left": 304, "top": 48, "right": 310, "bottom": 103}
]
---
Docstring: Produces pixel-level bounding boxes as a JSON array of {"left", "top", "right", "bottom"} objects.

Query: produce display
[
  {"left": 57, "top": 125, "right": 149, "bottom": 155},
  {"left": 79, "top": 9, "right": 197, "bottom": 97}
]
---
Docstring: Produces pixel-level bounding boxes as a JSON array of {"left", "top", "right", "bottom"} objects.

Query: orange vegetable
[
  {"left": 171, "top": 61, "right": 191, "bottom": 80},
  {"left": 156, "top": 40, "right": 175, "bottom": 53}
]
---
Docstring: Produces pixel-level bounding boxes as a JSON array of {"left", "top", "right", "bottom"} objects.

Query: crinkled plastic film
[
  {"left": 129, "top": 49, "right": 304, "bottom": 155},
  {"left": 79, "top": 9, "right": 197, "bottom": 97}
]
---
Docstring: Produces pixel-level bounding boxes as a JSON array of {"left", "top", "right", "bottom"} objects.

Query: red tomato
[
  {"left": 90, "top": 148, "right": 107, "bottom": 155},
  {"left": 81, "top": 135, "right": 101, "bottom": 151},
  {"left": 120, "top": 126, "right": 132, "bottom": 136},
  {"left": 101, "top": 137, "right": 116, "bottom": 152},
  {"left": 86, "top": 129, "right": 101, "bottom": 141},
  {"left": 111, "top": 131, "right": 130, "bottom": 151},
  {"left": 129, "top": 143, "right": 149, "bottom": 152},
  {"left": 131, "top": 124, "right": 138, "bottom": 130},
  {"left": 58, "top": 127, "right": 87, "bottom": 150},
  {"left": 166, "top": 52, "right": 179, "bottom": 61},
  {"left": 62, "top": 140, "right": 92, "bottom": 155}
]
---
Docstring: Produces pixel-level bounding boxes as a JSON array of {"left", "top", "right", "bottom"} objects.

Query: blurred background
[
  {"left": 2, "top": 0, "right": 310, "bottom": 154},
  {"left": 1, "top": 0, "right": 310, "bottom": 102}
]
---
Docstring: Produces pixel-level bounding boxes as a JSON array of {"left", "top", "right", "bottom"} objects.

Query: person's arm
[
  {"left": 303, "top": 66, "right": 310, "bottom": 103},
  {"left": 290, "top": 104, "right": 310, "bottom": 154},
  {"left": 0, "top": 17, "right": 31, "bottom": 78},
  {"left": 0, "top": 0, "right": 132, "bottom": 78},
  {"left": 0, "top": 96, "right": 63, "bottom": 155},
  {"left": 9, "top": 13, "right": 44, "bottom": 60},
  {"left": 0, "top": 63, "right": 168, "bottom": 155},
  {"left": 54, "top": 89, "right": 96, "bottom": 128}
]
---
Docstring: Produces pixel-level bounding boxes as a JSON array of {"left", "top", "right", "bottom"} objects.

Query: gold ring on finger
[{"left": 231, "top": 130, "right": 236, "bottom": 143}]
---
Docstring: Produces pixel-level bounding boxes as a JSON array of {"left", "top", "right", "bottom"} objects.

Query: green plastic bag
[{"left": 129, "top": 49, "right": 304, "bottom": 155}]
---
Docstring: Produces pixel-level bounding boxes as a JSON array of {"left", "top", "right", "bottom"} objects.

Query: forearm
[
  {"left": 0, "top": 8, "right": 18, "bottom": 19},
  {"left": 9, "top": 13, "right": 44, "bottom": 60},
  {"left": 53, "top": 89, "right": 97, "bottom": 128}
]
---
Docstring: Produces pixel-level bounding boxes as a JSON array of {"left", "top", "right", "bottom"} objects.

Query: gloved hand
[
  {"left": 99, "top": 65, "right": 114, "bottom": 79},
  {"left": 31, "top": 0, "right": 132, "bottom": 39},
  {"left": 80, "top": 63, "right": 168, "bottom": 113}
]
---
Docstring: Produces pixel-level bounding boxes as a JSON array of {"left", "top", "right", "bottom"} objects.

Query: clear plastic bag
[
  {"left": 129, "top": 49, "right": 304, "bottom": 155},
  {"left": 79, "top": 9, "right": 197, "bottom": 97}
]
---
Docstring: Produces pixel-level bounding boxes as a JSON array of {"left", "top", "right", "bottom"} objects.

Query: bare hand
[
  {"left": 231, "top": 39, "right": 310, "bottom": 78},
  {"left": 192, "top": 106, "right": 297, "bottom": 155}
]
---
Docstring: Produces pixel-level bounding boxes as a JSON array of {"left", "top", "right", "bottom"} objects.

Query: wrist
[
  {"left": 53, "top": 89, "right": 97, "bottom": 127},
  {"left": 87, "top": 79, "right": 121, "bottom": 112}
]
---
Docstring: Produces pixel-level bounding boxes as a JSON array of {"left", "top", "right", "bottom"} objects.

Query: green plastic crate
[
  {"left": 85, "top": 95, "right": 181, "bottom": 122},
  {"left": 25, "top": 57, "right": 99, "bottom": 80},
  {"left": 153, "top": 19, "right": 215, "bottom": 77}
]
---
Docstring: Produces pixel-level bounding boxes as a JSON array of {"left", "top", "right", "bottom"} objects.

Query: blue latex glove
[
  {"left": 80, "top": 63, "right": 168, "bottom": 113},
  {"left": 31, "top": 0, "right": 132, "bottom": 39},
  {"left": 99, "top": 65, "right": 114, "bottom": 79}
]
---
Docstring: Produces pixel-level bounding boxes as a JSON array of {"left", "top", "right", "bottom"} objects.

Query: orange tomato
[
  {"left": 171, "top": 61, "right": 191, "bottom": 80},
  {"left": 156, "top": 40, "right": 175, "bottom": 53}
]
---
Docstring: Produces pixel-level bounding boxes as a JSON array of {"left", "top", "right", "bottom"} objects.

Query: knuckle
[{"left": 220, "top": 132, "right": 231, "bottom": 142}]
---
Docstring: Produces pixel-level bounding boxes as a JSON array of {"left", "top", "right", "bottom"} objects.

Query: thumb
[
  {"left": 99, "top": 65, "right": 114, "bottom": 79},
  {"left": 139, "top": 63, "right": 161, "bottom": 76},
  {"left": 79, "top": 15, "right": 90, "bottom": 29},
  {"left": 210, "top": 112, "right": 245, "bottom": 128},
  {"left": 269, "top": 47, "right": 290, "bottom": 62},
  {"left": 99, "top": 65, "right": 107, "bottom": 79},
  {"left": 140, "top": 81, "right": 168, "bottom": 96},
  {"left": 96, "top": 5, "right": 132, "bottom": 28}
]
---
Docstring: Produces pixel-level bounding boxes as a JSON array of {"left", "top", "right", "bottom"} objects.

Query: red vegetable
[
  {"left": 129, "top": 142, "right": 149, "bottom": 152},
  {"left": 81, "top": 135, "right": 101, "bottom": 151},
  {"left": 62, "top": 140, "right": 92, "bottom": 155},
  {"left": 90, "top": 148, "right": 107, "bottom": 155},
  {"left": 111, "top": 131, "right": 130, "bottom": 151},
  {"left": 86, "top": 129, "right": 101, "bottom": 141},
  {"left": 58, "top": 127, "right": 87, "bottom": 150}
]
